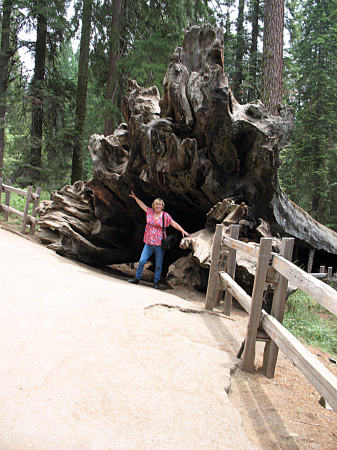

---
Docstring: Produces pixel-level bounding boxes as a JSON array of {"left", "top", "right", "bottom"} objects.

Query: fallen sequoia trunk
[{"left": 37, "top": 24, "right": 337, "bottom": 282}]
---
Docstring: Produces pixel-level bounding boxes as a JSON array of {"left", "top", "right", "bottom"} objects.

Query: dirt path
[
  {"left": 0, "top": 225, "right": 336, "bottom": 449},
  {"left": 0, "top": 227, "right": 254, "bottom": 449}
]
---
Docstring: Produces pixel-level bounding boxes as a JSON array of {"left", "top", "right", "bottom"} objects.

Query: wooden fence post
[
  {"left": 214, "top": 249, "right": 228, "bottom": 307},
  {"left": 307, "top": 248, "right": 315, "bottom": 273},
  {"left": 29, "top": 186, "right": 42, "bottom": 234},
  {"left": 262, "top": 237, "right": 294, "bottom": 378},
  {"left": 223, "top": 224, "right": 240, "bottom": 316},
  {"left": 241, "top": 238, "right": 272, "bottom": 372},
  {"left": 205, "top": 224, "right": 223, "bottom": 310},
  {"left": 327, "top": 267, "right": 333, "bottom": 283},
  {"left": 4, "top": 179, "right": 11, "bottom": 221},
  {"left": 20, "top": 185, "right": 32, "bottom": 234}
]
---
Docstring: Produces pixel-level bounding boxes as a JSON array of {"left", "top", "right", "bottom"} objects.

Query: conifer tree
[
  {"left": 247, "top": 0, "right": 260, "bottom": 101},
  {"left": 279, "top": 0, "right": 337, "bottom": 226},
  {"left": 233, "top": 0, "right": 245, "bottom": 102},
  {"left": 71, "top": 0, "right": 93, "bottom": 183},
  {"left": 261, "top": 0, "right": 284, "bottom": 114},
  {"left": 29, "top": 1, "right": 47, "bottom": 180},
  {"left": 221, "top": 0, "right": 237, "bottom": 84},
  {"left": 27, "top": 0, "right": 70, "bottom": 183},
  {"left": 104, "top": 0, "right": 121, "bottom": 136},
  {"left": 0, "top": 0, "right": 14, "bottom": 178}
]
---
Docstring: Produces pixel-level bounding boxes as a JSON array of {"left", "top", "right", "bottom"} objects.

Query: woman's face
[{"left": 153, "top": 202, "right": 164, "bottom": 213}]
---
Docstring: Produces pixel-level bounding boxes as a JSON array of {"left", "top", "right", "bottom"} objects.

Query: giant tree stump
[{"left": 38, "top": 24, "right": 337, "bottom": 275}]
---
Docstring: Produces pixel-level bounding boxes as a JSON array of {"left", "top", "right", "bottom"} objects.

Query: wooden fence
[
  {"left": 205, "top": 224, "right": 337, "bottom": 412},
  {"left": 0, "top": 179, "right": 42, "bottom": 234},
  {"left": 312, "top": 265, "right": 336, "bottom": 283}
]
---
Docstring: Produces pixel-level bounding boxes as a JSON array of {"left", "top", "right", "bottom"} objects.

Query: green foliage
[
  {"left": 284, "top": 290, "right": 337, "bottom": 355},
  {"left": 88, "top": 0, "right": 215, "bottom": 143},
  {"left": 216, "top": 0, "right": 263, "bottom": 103},
  {"left": 279, "top": 0, "right": 337, "bottom": 229},
  {"left": 1, "top": 0, "right": 336, "bottom": 215},
  {"left": 4, "top": 187, "right": 49, "bottom": 212},
  {"left": 3, "top": 37, "right": 79, "bottom": 189},
  {"left": 119, "top": 31, "right": 183, "bottom": 94},
  {"left": 0, "top": 186, "right": 50, "bottom": 227},
  {"left": 43, "top": 44, "right": 78, "bottom": 184}
]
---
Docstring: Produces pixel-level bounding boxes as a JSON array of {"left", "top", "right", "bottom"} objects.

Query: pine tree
[
  {"left": 261, "top": 0, "right": 284, "bottom": 114},
  {"left": 104, "top": 0, "right": 121, "bottom": 136},
  {"left": 220, "top": 0, "right": 238, "bottom": 85},
  {"left": 247, "top": 0, "right": 261, "bottom": 101},
  {"left": 233, "top": 0, "right": 245, "bottom": 102},
  {"left": 26, "top": 0, "right": 71, "bottom": 183},
  {"left": 0, "top": 0, "right": 14, "bottom": 178},
  {"left": 279, "top": 0, "right": 337, "bottom": 226},
  {"left": 29, "top": 1, "right": 47, "bottom": 180},
  {"left": 71, "top": 0, "right": 93, "bottom": 183},
  {"left": 43, "top": 41, "right": 77, "bottom": 187}
]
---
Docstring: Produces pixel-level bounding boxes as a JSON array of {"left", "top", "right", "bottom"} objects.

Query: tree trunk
[
  {"left": 261, "top": 0, "right": 284, "bottom": 114},
  {"left": 30, "top": 7, "right": 47, "bottom": 180},
  {"left": 225, "top": 0, "right": 231, "bottom": 36},
  {"left": 104, "top": 0, "right": 121, "bottom": 137},
  {"left": 0, "top": 0, "right": 13, "bottom": 178},
  {"left": 223, "top": 0, "right": 232, "bottom": 70},
  {"left": 247, "top": 0, "right": 259, "bottom": 102},
  {"left": 71, "top": 0, "right": 93, "bottom": 184},
  {"left": 233, "top": 0, "right": 245, "bottom": 102},
  {"left": 312, "top": 41, "right": 330, "bottom": 223}
]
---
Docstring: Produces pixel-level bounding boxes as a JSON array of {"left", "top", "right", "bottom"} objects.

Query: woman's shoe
[
  {"left": 128, "top": 278, "right": 139, "bottom": 284},
  {"left": 153, "top": 283, "right": 159, "bottom": 289}
]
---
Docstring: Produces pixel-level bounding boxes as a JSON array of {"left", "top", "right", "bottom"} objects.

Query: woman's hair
[{"left": 152, "top": 198, "right": 165, "bottom": 209}]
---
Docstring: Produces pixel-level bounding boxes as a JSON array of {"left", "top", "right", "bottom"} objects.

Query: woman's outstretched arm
[
  {"left": 129, "top": 191, "right": 148, "bottom": 212},
  {"left": 171, "top": 220, "right": 190, "bottom": 237}
]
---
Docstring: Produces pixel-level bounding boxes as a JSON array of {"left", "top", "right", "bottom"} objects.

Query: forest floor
[{"left": 1, "top": 220, "right": 337, "bottom": 449}]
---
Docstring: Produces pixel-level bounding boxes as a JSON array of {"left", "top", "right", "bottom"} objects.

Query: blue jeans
[{"left": 136, "top": 244, "right": 165, "bottom": 284}]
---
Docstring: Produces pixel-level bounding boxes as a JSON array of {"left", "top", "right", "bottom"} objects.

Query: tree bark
[
  {"left": 0, "top": 0, "right": 13, "bottom": 178},
  {"left": 312, "top": 40, "right": 330, "bottom": 223},
  {"left": 104, "top": 0, "right": 121, "bottom": 136},
  {"left": 71, "top": 0, "right": 93, "bottom": 184},
  {"left": 30, "top": 5, "right": 47, "bottom": 180},
  {"left": 233, "top": 0, "right": 245, "bottom": 102},
  {"left": 223, "top": 0, "right": 232, "bottom": 69},
  {"left": 247, "top": 0, "right": 260, "bottom": 102},
  {"left": 261, "top": 0, "right": 284, "bottom": 114}
]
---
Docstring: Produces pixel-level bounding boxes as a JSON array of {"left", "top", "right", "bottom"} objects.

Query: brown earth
[
  {"left": 230, "top": 345, "right": 337, "bottom": 449},
  {"left": 1, "top": 220, "right": 336, "bottom": 449},
  {"left": 166, "top": 287, "right": 337, "bottom": 450}
]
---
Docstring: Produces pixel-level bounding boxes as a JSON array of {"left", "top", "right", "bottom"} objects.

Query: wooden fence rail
[
  {"left": 0, "top": 178, "right": 42, "bottom": 234},
  {"left": 205, "top": 224, "right": 337, "bottom": 412}
]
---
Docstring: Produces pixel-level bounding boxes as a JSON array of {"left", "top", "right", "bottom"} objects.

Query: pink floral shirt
[{"left": 144, "top": 207, "right": 172, "bottom": 246}]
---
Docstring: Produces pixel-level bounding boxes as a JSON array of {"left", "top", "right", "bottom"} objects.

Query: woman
[{"left": 128, "top": 191, "right": 190, "bottom": 289}]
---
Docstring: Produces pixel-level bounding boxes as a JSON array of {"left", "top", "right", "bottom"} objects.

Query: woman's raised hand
[{"left": 129, "top": 191, "right": 148, "bottom": 212}]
